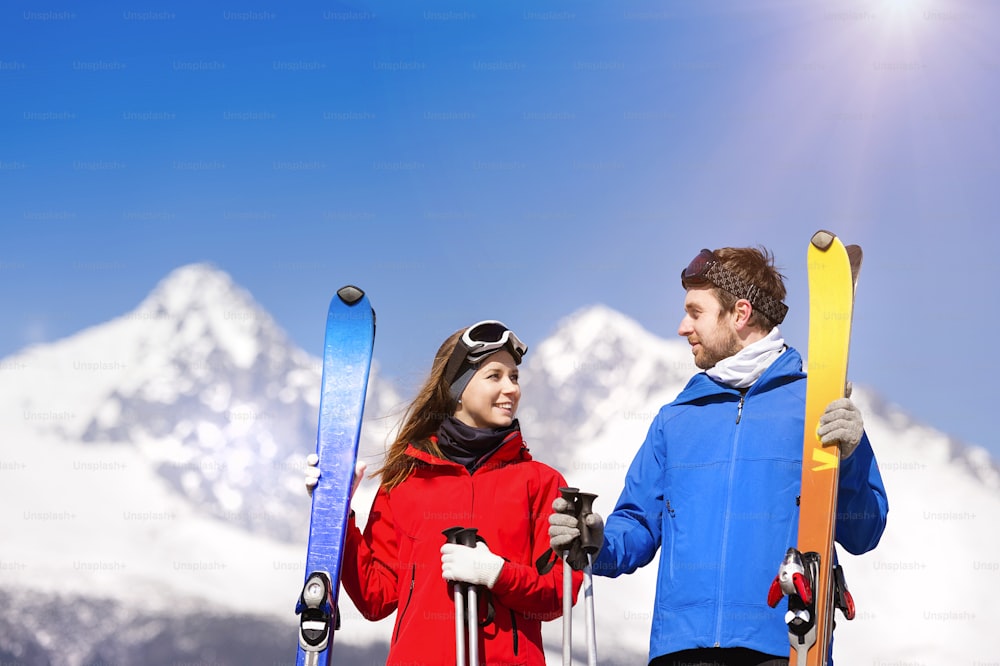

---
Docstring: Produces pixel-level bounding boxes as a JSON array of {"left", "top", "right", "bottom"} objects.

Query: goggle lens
[
  {"left": 681, "top": 249, "right": 717, "bottom": 287},
  {"left": 466, "top": 321, "right": 510, "bottom": 345},
  {"left": 444, "top": 320, "right": 528, "bottom": 395}
]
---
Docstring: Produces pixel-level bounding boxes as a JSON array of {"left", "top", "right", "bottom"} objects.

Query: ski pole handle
[
  {"left": 576, "top": 492, "right": 599, "bottom": 554},
  {"left": 442, "top": 526, "right": 476, "bottom": 584},
  {"left": 443, "top": 526, "right": 481, "bottom": 555},
  {"left": 443, "top": 526, "right": 465, "bottom": 545},
  {"left": 558, "top": 486, "right": 584, "bottom": 542},
  {"left": 559, "top": 486, "right": 580, "bottom": 505},
  {"left": 458, "top": 527, "right": 479, "bottom": 548}
]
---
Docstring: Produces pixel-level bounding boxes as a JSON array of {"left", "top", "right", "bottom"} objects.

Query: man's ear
[{"left": 733, "top": 299, "right": 754, "bottom": 330}]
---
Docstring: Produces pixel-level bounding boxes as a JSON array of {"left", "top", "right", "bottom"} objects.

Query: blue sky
[{"left": 1, "top": 0, "right": 997, "bottom": 459}]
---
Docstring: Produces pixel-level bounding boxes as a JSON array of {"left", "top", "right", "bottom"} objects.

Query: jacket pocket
[
  {"left": 391, "top": 564, "right": 416, "bottom": 645},
  {"left": 509, "top": 610, "right": 518, "bottom": 656},
  {"left": 665, "top": 498, "right": 676, "bottom": 580}
]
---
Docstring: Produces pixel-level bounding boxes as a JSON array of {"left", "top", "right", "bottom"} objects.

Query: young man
[{"left": 550, "top": 247, "right": 889, "bottom": 666}]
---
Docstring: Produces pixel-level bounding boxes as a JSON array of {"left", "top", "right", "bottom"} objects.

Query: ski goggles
[
  {"left": 444, "top": 320, "right": 527, "bottom": 398},
  {"left": 681, "top": 249, "right": 788, "bottom": 324}
]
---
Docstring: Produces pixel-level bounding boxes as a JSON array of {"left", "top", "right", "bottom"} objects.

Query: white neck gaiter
[{"left": 706, "top": 327, "right": 786, "bottom": 389}]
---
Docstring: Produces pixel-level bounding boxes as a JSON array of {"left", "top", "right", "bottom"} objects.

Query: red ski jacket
[{"left": 341, "top": 430, "right": 583, "bottom": 665}]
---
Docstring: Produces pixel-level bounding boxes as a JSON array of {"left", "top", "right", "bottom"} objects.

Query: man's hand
[
  {"left": 818, "top": 398, "right": 864, "bottom": 458},
  {"left": 548, "top": 497, "right": 581, "bottom": 551},
  {"left": 549, "top": 497, "right": 604, "bottom": 570}
]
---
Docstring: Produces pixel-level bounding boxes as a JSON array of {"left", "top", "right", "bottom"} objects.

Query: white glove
[
  {"left": 305, "top": 454, "right": 366, "bottom": 501},
  {"left": 818, "top": 398, "right": 864, "bottom": 458},
  {"left": 440, "top": 542, "right": 505, "bottom": 589},
  {"left": 304, "top": 454, "right": 321, "bottom": 495}
]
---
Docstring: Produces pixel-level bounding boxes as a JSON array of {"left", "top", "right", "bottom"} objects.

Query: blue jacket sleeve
[
  {"left": 834, "top": 431, "right": 888, "bottom": 555},
  {"left": 592, "top": 414, "right": 666, "bottom": 577}
]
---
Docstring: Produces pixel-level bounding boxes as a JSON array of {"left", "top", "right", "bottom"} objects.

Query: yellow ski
[{"left": 771, "top": 231, "right": 861, "bottom": 666}]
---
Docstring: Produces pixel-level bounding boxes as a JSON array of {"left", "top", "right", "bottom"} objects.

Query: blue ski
[{"left": 296, "top": 285, "right": 375, "bottom": 666}]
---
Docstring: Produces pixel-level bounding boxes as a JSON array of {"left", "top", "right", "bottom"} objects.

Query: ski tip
[
  {"left": 336, "top": 285, "right": 365, "bottom": 306},
  {"left": 810, "top": 230, "right": 837, "bottom": 251}
]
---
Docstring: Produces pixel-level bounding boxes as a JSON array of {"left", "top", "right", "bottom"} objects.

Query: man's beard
[{"left": 693, "top": 327, "right": 743, "bottom": 370}]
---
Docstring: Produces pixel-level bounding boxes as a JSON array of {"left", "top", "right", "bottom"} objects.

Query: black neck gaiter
[{"left": 436, "top": 416, "right": 519, "bottom": 473}]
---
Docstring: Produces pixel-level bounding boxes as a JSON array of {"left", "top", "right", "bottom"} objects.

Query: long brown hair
[{"left": 375, "top": 328, "right": 463, "bottom": 490}]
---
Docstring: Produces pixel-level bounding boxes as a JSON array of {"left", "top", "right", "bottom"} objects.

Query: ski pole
[
  {"left": 442, "top": 527, "right": 468, "bottom": 666},
  {"left": 457, "top": 527, "right": 481, "bottom": 666},
  {"left": 558, "top": 487, "right": 579, "bottom": 666},
  {"left": 577, "top": 492, "right": 599, "bottom": 666}
]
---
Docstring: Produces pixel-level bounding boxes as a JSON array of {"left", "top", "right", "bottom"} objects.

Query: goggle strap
[
  {"left": 443, "top": 342, "right": 472, "bottom": 392},
  {"left": 706, "top": 263, "right": 788, "bottom": 324},
  {"left": 682, "top": 250, "right": 788, "bottom": 325},
  {"left": 448, "top": 364, "right": 477, "bottom": 401},
  {"left": 442, "top": 320, "right": 528, "bottom": 399}
]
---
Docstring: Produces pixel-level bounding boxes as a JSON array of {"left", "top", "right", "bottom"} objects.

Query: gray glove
[
  {"left": 818, "top": 398, "right": 864, "bottom": 458},
  {"left": 548, "top": 497, "right": 604, "bottom": 570}
]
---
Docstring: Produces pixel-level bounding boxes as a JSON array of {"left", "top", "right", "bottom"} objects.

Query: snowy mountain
[
  {"left": 1, "top": 264, "right": 997, "bottom": 664},
  {"left": 0, "top": 264, "right": 402, "bottom": 664}
]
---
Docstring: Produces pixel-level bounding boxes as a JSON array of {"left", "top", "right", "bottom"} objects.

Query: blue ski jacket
[{"left": 592, "top": 347, "right": 888, "bottom": 662}]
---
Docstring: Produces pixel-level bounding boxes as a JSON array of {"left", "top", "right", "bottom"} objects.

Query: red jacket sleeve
[
  {"left": 340, "top": 487, "right": 400, "bottom": 621},
  {"left": 489, "top": 466, "right": 584, "bottom": 620}
]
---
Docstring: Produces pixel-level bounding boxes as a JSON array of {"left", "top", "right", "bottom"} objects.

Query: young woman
[{"left": 311, "top": 320, "right": 581, "bottom": 665}]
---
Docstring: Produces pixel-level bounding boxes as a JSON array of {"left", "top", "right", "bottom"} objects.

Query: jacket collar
[
  {"left": 405, "top": 429, "right": 531, "bottom": 471},
  {"left": 674, "top": 346, "right": 805, "bottom": 404}
]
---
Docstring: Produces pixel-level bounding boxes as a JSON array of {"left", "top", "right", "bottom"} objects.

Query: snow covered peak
[
  {"left": 131, "top": 262, "right": 283, "bottom": 370},
  {"left": 541, "top": 303, "right": 666, "bottom": 351},
  {"left": 532, "top": 304, "right": 686, "bottom": 384},
  {"left": 549, "top": 302, "right": 645, "bottom": 336},
  {"left": 0, "top": 262, "right": 402, "bottom": 544},
  {"left": 141, "top": 262, "right": 246, "bottom": 315},
  {"left": 518, "top": 305, "right": 694, "bottom": 468},
  {"left": 1, "top": 263, "right": 322, "bottom": 540}
]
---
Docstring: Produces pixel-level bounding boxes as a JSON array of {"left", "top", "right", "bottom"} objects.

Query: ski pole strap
[
  {"left": 536, "top": 548, "right": 559, "bottom": 575},
  {"left": 537, "top": 543, "right": 594, "bottom": 573},
  {"left": 480, "top": 592, "right": 496, "bottom": 627}
]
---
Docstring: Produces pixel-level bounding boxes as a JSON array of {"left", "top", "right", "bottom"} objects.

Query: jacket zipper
[
  {"left": 715, "top": 390, "right": 745, "bottom": 645},
  {"left": 510, "top": 610, "right": 519, "bottom": 655},
  {"left": 392, "top": 564, "right": 416, "bottom": 645}
]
